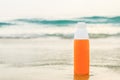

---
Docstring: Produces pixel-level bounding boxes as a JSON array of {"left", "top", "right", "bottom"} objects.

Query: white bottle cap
[{"left": 74, "top": 22, "right": 89, "bottom": 39}]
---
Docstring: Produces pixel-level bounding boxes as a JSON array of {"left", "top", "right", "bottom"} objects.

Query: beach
[
  {"left": 0, "top": 0, "right": 120, "bottom": 79},
  {"left": 0, "top": 37, "right": 120, "bottom": 80}
]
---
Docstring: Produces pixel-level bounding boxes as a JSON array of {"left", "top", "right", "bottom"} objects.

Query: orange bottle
[{"left": 74, "top": 22, "right": 89, "bottom": 75}]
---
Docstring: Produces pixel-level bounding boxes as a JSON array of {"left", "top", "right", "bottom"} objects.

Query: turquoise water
[
  {"left": 0, "top": 16, "right": 120, "bottom": 39},
  {"left": 1, "top": 16, "right": 120, "bottom": 26}
]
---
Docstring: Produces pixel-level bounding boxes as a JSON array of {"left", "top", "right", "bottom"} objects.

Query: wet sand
[{"left": 0, "top": 37, "right": 120, "bottom": 80}]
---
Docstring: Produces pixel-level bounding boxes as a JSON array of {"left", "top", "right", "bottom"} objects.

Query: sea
[
  {"left": 0, "top": 16, "right": 120, "bottom": 80},
  {"left": 0, "top": 16, "right": 120, "bottom": 39}
]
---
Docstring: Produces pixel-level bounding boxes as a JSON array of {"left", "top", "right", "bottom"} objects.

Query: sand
[{"left": 0, "top": 37, "right": 120, "bottom": 80}]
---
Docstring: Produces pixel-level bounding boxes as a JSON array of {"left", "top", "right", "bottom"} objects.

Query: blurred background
[{"left": 0, "top": 0, "right": 120, "bottom": 80}]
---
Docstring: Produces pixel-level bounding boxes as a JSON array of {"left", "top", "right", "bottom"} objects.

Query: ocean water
[
  {"left": 0, "top": 16, "right": 120, "bottom": 39},
  {"left": 0, "top": 16, "right": 120, "bottom": 80}
]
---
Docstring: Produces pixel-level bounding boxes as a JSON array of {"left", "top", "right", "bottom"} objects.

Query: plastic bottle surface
[{"left": 74, "top": 22, "right": 89, "bottom": 75}]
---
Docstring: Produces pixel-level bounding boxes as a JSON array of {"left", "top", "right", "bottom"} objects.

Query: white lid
[{"left": 74, "top": 22, "right": 89, "bottom": 39}]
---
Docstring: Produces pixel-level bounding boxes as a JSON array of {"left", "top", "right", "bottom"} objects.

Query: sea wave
[
  {"left": 0, "top": 16, "right": 120, "bottom": 27},
  {"left": 0, "top": 22, "right": 14, "bottom": 27},
  {"left": 0, "top": 33, "right": 119, "bottom": 39},
  {"left": 14, "top": 16, "right": 120, "bottom": 26},
  {"left": 0, "top": 16, "right": 120, "bottom": 39},
  {"left": 14, "top": 19, "right": 77, "bottom": 26}
]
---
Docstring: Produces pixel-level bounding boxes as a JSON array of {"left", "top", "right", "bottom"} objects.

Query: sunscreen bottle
[{"left": 74, "top": 22, "right": 89, "bottom": 75}]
